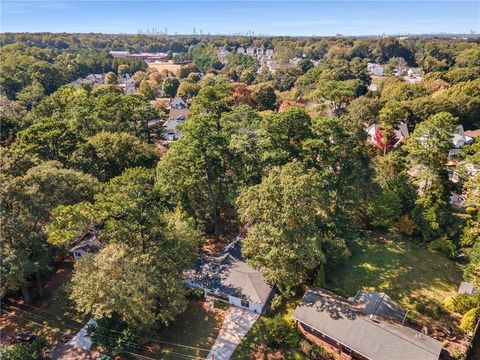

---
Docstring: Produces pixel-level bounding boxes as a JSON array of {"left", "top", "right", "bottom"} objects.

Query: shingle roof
[
  {"left": 185, "top": 242, "right": 273, "bottom": 305},
  {"left": 69, "top": 232, "right": 101, "bottom": 254},
  {"left": 293, "top": 288, "right": 443, "bottom": 360},
  {"left": 168, "top": 108, "right": 189, "bottom": 121},
  {"left": 354, "top": 290, "right": 408, "bottom": 323},
  {"left": 458, "top": 282, "right": 477, "bottom": 295}
]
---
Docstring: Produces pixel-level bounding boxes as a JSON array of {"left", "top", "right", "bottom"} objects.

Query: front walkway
[{"left": 207, "top": 306, "right": 259, "bottom": 360}]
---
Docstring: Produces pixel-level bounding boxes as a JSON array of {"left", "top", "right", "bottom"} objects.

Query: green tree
[
  {"left": 17, "top": 117, "right": 79, "bottom": 164},
  {"left": 238, "top": 161, "right": 328, "bottom": 294},
  {"left": 162, "top": 77, "right": 180, "bottom": 98},
  {"left": 118, "top": 64, "right": 131, "bottom": 77},
  {"left": 138, "top": 79, "right": 155, "bottom": 100},
  {"left": 312, "top": 79, "right": 362, "bottom": 116},
  {"left": 104, "top": 71, "right": 118, "bottom": 85},
  {"left": 368, "top": 189, "right": 402, "bottom": 229},
  {"left": 72, "top": 131, "right": 158, "bottom": 181},
  {"left": 1, "top": 161, "right": 97, "bottom": 302},
  {"left": 253, "top": 83, "right": 277, "bottom": 111}
]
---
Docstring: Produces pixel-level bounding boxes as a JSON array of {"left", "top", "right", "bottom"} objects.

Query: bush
[
  {"left": 428, "top": 235, "right": 457, "bottom": 258},
  {"left": 87, "top": 317, "right": 140, "bottom": 356},
  {"left": 415, "top": 302, "right": 426, "bottom": 313},
  {"left": 0, "top": 337, "right": 48, "bottom": 360},
  {"left": 311, "top": 344, "right": 335, "bottom": 360},
  {"left": 313, "top": 265, "right": 326, "bottom": 287},
  {"left": 264, "top": 314, "right": 299, "bottom": 349},
  {"left": 213, "top": 299, "right": 229, "bottom": 310},
  {"left": 397, "top": 214, "right": 416, "bottom": 236},
  {"left": 444, "top": 294, "right": 480, "bottom": 314},
  {"left": 459, "top": 307, "right": 480, "bottom": 334},
  {"left": 185, "top": 287, "right": 205, "bottom": 301}
]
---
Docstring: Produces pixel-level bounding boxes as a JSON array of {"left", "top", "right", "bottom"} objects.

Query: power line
[{"left": 1, "top": 301, "right": 210, "bottom": 357}]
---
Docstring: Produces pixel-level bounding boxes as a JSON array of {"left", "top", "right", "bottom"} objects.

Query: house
[
  {"left": 69, "top": 232, "right": 101, "bottom": 261},
  {"left": 449, "top": 125, "right": 476, "bottom": 158},
  {"left": 185, "top": 241, "right": 274, "bottom": 314},
  {"left": 366, "top": 122, "right": 409, "bottom": 151},
  {"left": 215, "top": 47, "right": 230, "bottom": 63},
  {"left": 458, "top": 282, "right": 479, "bottom": 296},
  {"left": 367, "top": 63, "right": 384, "bottom": 77},
  {"left": 293, "top": 288, "right": 443, "bottom": 360},
  {"left": 170, "top": 96, "right": 188, "bottom": 109},
  {"left": 109, "top": 51, "right": 130, "bottom": 58},
  {"left": 163, "top": 107, "right": 188, "bottom": 141},
  {"left": 246, "top": 47, "right": 256, "bottom": 56},
  {"left": 237, "top": 47, "right": 246, "bottom": 55},
  {"left": 465, "top": 129, "right": 480, "bottom": 140}
]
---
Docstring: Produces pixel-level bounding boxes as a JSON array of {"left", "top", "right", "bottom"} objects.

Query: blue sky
[{"left": 1, "top": 1, "right": 479, "bottom": 36}]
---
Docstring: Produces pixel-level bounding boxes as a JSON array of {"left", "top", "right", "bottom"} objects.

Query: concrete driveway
[{"left": 207, "top": 306, "right": 259, "bottom": 360}]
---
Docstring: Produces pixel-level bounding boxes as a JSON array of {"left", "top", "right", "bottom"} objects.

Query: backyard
[
  {"left": 328, "top": 233, "right": 463, "bottom": 319},
  {"left": 233, "top": 232, "right": 465, "bottom": 357}
]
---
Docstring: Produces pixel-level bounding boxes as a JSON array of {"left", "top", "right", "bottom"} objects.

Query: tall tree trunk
[
  {"left": 35, "top": 269, "right": 44, "bottom": 298},
  {"left": 21, "top": 285, "right": 31, "bottom": 305},
  {"left": 205, "top": 169, "right": 220, "bottom": 236}
]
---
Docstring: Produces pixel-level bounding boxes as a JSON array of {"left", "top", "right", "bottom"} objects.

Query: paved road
[{"left": 207, "top": 306, "right": 259, "bottom": 360}]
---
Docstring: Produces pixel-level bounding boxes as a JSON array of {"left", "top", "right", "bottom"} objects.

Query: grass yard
[
  {"left": 143, "top": 301, "right": 225, "bottom": 360},
  {"left": 148, "top": 61, "right": 183, "bottom": 75},
  {"left": 328, "top": 233, "right": 463, "bottom": 329}
]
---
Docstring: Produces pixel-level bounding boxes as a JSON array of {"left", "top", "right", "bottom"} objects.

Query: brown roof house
[
  {"left": 293, "top": 288, "right": 443, "bottom": 360},
  {"left": 163, "top": 107, "right": 189, "bottom": 142}
]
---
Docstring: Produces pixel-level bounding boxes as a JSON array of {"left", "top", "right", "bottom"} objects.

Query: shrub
[
  {"left": 397, "top": 214, "right": 415, "bottom": 236},
  {"left": 0, "top": 337, "right": 48, "bottom": 360},
  {"left": 213, "top": 299, "right": 229, "bottom": 310},
  {"left": 313, "top": 265, "right": 326, "bottom": 287},
  {"left": 264, "top": 314, "right": 299, "bottom": 349},
  {"left": 415, "top": 302, "right": 426, "bottom": 313},
  {"left": 428, "top": 235, "right": 457, "bottom": 258},
  {"left": 444, "top": 294, "right": 480, "bottom": 314},
  {"left": 459, "top": 307, "right": 480, "bottom": 334},
  {"left": 185, "top": 287, "right": 205, "bottom": 301},
  {"left": 311, "top": 344, "right": 335, "bottom": 360}
]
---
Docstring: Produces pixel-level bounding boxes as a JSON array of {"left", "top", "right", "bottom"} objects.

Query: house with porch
[
  {"left": 185, "top": 241, "right": 274, "bottom": 314},
  {"left": 293, "top": 288, "right": 443, "bottom": 360}
]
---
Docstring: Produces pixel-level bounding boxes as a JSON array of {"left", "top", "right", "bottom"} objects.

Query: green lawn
[
  {"left": 328, "top": 233, "right": 463, "bottom": 325},
  {"left": 144, "top": 301, "right": 224, "bottom": 360}
]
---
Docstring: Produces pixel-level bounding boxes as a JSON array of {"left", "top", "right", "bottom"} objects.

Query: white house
[
  {"left": 367, "top": 63, "right": 384, "bottom": 76},
  {"left": 237, "top": 47, "right": 246, "bottom": 55},
  {"left": 185, "top": 241, "right": 274, "bottom": 314},
  {"left": 170, "top": 96, "right": 188, "bottom": 109}
]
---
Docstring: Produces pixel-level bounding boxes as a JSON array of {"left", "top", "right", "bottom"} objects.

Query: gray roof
[
  {"left": 69, "top": 232, "right": 101, "bottom": 254},
  {"left": 293, "top": 288, "right": 442, "bottom": 360},
  {"left": 185, "top": 242, "right": 273, "bottom": 305},
  {"left": 354, "top": 290, "right": 408, "bottom": 323}
]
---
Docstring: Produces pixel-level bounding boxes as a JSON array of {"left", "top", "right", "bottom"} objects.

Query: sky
[{"left": 1, "top": 0, "right": 479, "bottom": 36}]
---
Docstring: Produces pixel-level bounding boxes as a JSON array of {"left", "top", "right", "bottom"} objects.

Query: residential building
[
  {"left": 185, "top": 241, "right": 274, "bottom": 314},
  {"left": 366, "top": 122, "right": 410, "bottom": 151},
  {"left": 69, "top": 232, "right": 101, "bottom": 261},
  {"left": 163, "top": 107, "right": 188, "bottom": 141},
  {"left": 293, "top": 288, "right": 443, "bottom": 360},
  {"left": 367, "top": 63, "right": 384, "bottom": 77},
  {"left": 237, "top": 47, "right": 246, "bottom": 55},
  {"left": 170, "top": 96, "right": 188, "bottom": 109}
]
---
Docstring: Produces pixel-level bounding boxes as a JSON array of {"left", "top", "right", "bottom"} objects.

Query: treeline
[{"left": 0, "top": 43, "right": 146, "bottom": 100}]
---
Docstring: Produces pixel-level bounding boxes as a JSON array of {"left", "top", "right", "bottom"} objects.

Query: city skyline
[{"left": 2, "top": 1, "right": 479, "bottom": 36}]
